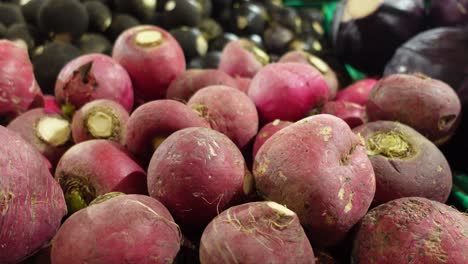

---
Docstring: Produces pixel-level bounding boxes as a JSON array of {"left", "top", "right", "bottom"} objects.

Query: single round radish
[
  {"left": 71, "top": 99, "right": 129, "bottom": 144},
  {"left": 54, "top": 53, "right": 134, "bottom": 113},
  {"left": 252, "top": 119, "right": 293, "bottom": 158},
  {"left": 352, "top": 197, "right": 468, "bottom": 263},
  {"left": 253, "top": 114, "right": 376, "bottom": 247},
  {"left": 147, "top": 127, "right": 251, "bottom": 234},
  {"left": 7, "top": 108, "right": 72, "bottom": 166},
  {"left": 125, "top": 99, "right": 210, "bottom": 167},
  {"left": 279, "top": 50, "right": 339, "bottom": 99},
  {"left": 335, "top": 78, "right": 378, "bottom": 106},
  {"left": 429, "top": 0, "right": 468, "bottom": 27},
  {"left": 0, "top": 125, "right": 67, "bottom": 264},
  {"left": 200, "top": 201, "right": 316, "bottom": 264},
  {"left": 218, "top": 39, "right": 270, "bottom": 78},
  {"left": 0, "top": 40, "right": 43, "bottom": 119},
  {"left": 321, "top": 101, "right": 366, "bottom": 128},
  {"left": 166, "top": 69, "right": 238, "bottom": 102},
  {"left": 112, "top": 25, "right": 186, "bottom": 101},
  {"left": 248, "top": 62, "right": 329, "bottom": 123},
  {"left": 51, "top": 194, "right": 181, "bottom": 264},
  {"left": 55, "top": 140, "right": 147, "bottom": 214},
  {"left": 367, "top": 73, "right": 462, "bottom": 145},
  {"left": 353, "top": 121, "right": 452, "bottom": 205},
  {"left": 187, "top": 85, "right": 259, "bottom": 150},
  {"left": 43, "top": 95, "right": 62, "bottom": 114}
]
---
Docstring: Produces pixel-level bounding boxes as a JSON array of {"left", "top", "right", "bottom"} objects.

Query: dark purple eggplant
[
  {"left": 384, "top": 27, "right": 468, "bottom": 92},
  {"left": 332, "top": 0, "right": 425, "bottom": 75},
  {"left": 429, "top": 0, "right": 468, "bottom": 27}
]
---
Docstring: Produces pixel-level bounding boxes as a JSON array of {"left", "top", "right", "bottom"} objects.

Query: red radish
[
  {"left": 166, "top": 69, "right": 238, "bottom": 102},
  {"left": 234, "top": 76, "right": 251, "bottom": 94},
  {"left": 125, "top": 99, "right": 210, "bottom": 167},
  {"left": 218, "top": 39, "right": 270, "bottom": 78},
  {"left": 187, "top": 85, "right": 259, "bottom": 150},
  {"left": 252, "top": 119, "right": 293, "bottom": 158},
  {"left": 253, "top": 114, "right": 376, "bottom": 247},
  {"left": 279, "top": 50, "right": 340, "bottom": 99},
  {"left": 0, "top": 125, "right": 67, "bottom": 264},
  {"left": 55, "top": 53, "right": 134, "bottom": 113},
  {"left": 147, "top": 127, "right": 251, "bottom": 234},
  {"left": 43, "top": 95, "right": 62, "bottom": 114},
  {"left": 335, "top": 78, "right": 378, "bottom": 106},
  {"left": 54, "top": 140, "right": 147, "bottom": 214},
  {"left": 71, "top": 99, "right": 129, "bottom": 144},
  {"left": 248, "top": 62, "right": 329, "bottom": 123},
  {"left": 352, "top": 197, "right": 468, "bottom": 263},
  {"left": 51, "top": 193, "right": 182, "bottom": 264},
  {"left": 0, "top": 40, "right": 43, "bottom": 119},
  {"left": 112, "top": 25, "right": 186, "bottom": 101},
  {"left": 200, "top": 201, "right": 316, "bottom": 264},
  {"left": 366, "top": 73, "right": 461, "bottom": 145},
  {"left": 7, "top": 108, "right": 72, "bottom": 166},
  {"left": 321, "top": 101, "right": 366, "bottom": 128}
]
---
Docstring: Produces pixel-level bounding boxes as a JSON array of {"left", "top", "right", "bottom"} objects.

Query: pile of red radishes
[{"left": 1, "top": 22, "right": 467, "bottom": 264}]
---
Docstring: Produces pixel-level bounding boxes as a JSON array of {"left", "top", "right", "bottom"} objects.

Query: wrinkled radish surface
[
  {"left": 55, "top": 53, "right": 134, "bottom": 112},
  {"left": 252, "top": 119, "right": 292, "bottom": 158},
  {"left": 352, "top": 197, "right": 468, "bottom": 263},
  {"left": 200, "top": 201, "right": 316, "bottom": 264},
  {"left": 0, "top": 125, "right": 67, "bottom": 264},
  {"left": 253, "top": 114, "right": 375, "bottom": 246},
  {"left": 321, "top": 101, "right": 366, "bottom": 128}
]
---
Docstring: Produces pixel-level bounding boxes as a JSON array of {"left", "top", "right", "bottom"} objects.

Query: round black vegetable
[
  {"left": 0, "top": 23, "right": 6, "bottom": 38},
  {"left": 162, "top": 0, "right": 204, "bottom": 28},
  {"left": 230, "top": 2, "right": 268, "bottom": 36},
  {"left": 21, "top": 0, "right": 44, "bottom": 24},
  {"left": 32, "top": 41, "right": 82, "bottom": 94},
  {"left": 77, "top": 33, "right": 112, "bottom": 55},
  {"left": 106, "top": 13, "right": 139, "bottom": 40},
  {"left": 198, "top": 18, "right": 223, "bottom": 41},
  {"left": 5, "top": 23, "right": 38, "bottom": 51},
  {"left": 170, "top": 27, "right": 208, "bottom": 60},
  {"left": 269, "top": 6, "right": 301, "bottom": 34},
  {"left": 264, "top": 23, "right": 294, "bottom": 54},
  {"left": 0, "top": 3, "right": 25, "bottom": 26},
  {"left": 38, "top": 0, "right": 89, "bottom": 41},
  {"left": 332, "top": 0, "right": 426, "bottom": 75},
  {"left": 428, "top": 0, "right": 468, "bottom": 27},
  {"left": 84, "top": 1, "right": 112, "bottom": 33}
]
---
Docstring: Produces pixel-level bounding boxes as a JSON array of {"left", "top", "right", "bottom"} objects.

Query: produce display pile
[{"left": 0, "top": 0, "right": 467, "bottom": 263}]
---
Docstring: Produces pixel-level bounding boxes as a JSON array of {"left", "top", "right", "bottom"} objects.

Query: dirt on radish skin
[
  {"left": 166, "top": 69, "right": 239, "bottom": 102},
  {"left": 125, "top": 99, "right": 210, "bottom": 167},
  {"left": 353, "top": 121, "right": 452, "bottom": 205},
  {"left": 112, "top": 25, "right": 186, "bottom": 101},
  {"left": 352, "top": 197, "right": 468, "bottom": 263},
  {"left": 54, "top": 53, "right": 134, "bottom": 113},
  {"left": 253, "top": 114, "right": 376, "bottom": 247},
  {"left": 71, "top": 99, "right": 129, "bottom": 144},
  {"left": 7, "top": 108, "right": 72, "bottom": 166},
  {"left": 199, "top": 201, "right": 316, "bottom": 264},
  {"left": 187, "top": 85, "right": 259, "bottom": 150},
  {"left": 335, "top": 78, "right": 378, "bottom": 106},
  {"left": 252, "top": 119, "right": 293, "bottom": 158},
  {"left": 248, "top": 62, "right": 329, "bottom": 123},
  {"left": 0, "top": 125, "right": 67, "bottom": 264},
  {"left": 147, "top": 127, "right": 250, "bottom": 234},
  {"left": 54, "top": 140, "right": 147, "bottom": 214},
  {"left": 51, "top": 194, "right": 182, "bottom": 264},
  {"left": 0, "top": 40, "right": 43, "bottom": 119},
  {"left": 366, "top": 73, "right": 461, "bottom": 145}
]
